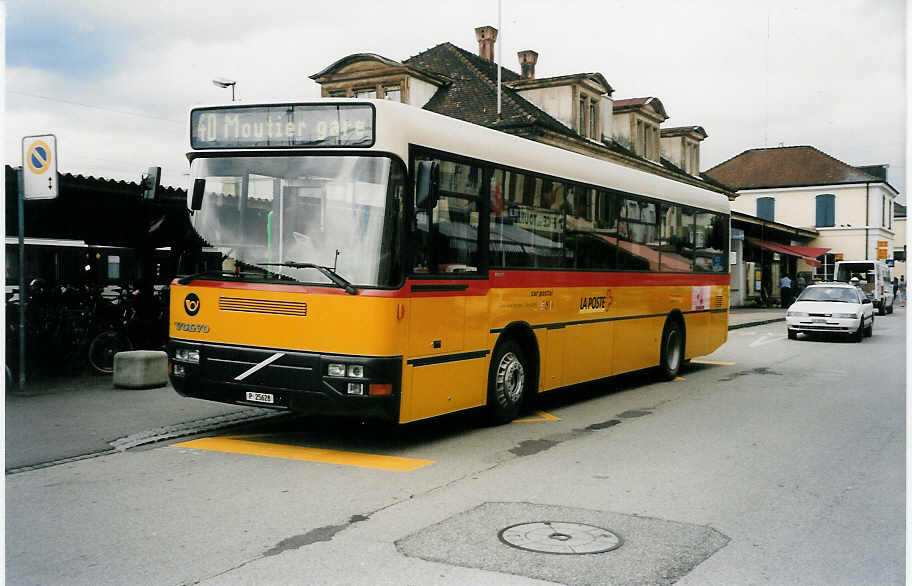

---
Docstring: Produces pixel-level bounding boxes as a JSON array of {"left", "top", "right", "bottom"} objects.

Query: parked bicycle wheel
[{"left": 88, "top": 330, "right": 133, "bottom": 374}]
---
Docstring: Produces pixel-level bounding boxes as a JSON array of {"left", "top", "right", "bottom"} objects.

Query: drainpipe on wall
[{"left": 865, "top": 182, "right": 870, "bottom": 259}]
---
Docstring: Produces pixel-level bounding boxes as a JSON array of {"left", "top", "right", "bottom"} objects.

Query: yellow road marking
[
  {"left": 690, "top": 359, "right": 736, "bottom": 366},
  {"left": 513, "top": 410, "right": 561, "bottom": 423},
  {"left": 675, "top": 377, "right": 686, "bottom": 381},
  {"left": 172, "top": 438, "right": 433, "bottom": 471}
]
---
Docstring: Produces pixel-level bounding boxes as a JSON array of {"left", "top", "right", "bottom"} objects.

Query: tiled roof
[
  {"left": 704, "top": 146, "right": 883, "bottom": 190},
  {"left": 403, "top": 43, "right": 574, "bottom": 138},
  {"left": 612, "top": 97, "right": 668, "bottom": 119}
]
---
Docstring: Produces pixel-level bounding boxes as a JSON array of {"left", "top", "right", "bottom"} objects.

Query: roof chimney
[
  {"left": 475, "top": 26, "right": 497, "bottom": 62},
  {"left": 518, "top": 50, "right": 538, "bottom": 79}
]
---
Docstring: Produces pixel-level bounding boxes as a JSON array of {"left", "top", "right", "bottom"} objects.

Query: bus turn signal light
[{"left": 369, "top": 383, "right": 392, "bottom": 396}]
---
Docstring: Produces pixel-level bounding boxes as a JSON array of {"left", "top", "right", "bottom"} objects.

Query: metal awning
[{"left": 747, "top": 238, "right": 830, "bottom": 267}]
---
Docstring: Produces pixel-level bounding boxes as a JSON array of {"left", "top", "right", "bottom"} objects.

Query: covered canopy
[{"left": 747, "top": 237, "right": 829, "bottom": 267}]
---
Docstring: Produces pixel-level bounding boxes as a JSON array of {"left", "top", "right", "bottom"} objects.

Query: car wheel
[
  {"left": 658, "top": 319, "right": 684, "bottom": 380},
  {"left": 864, "top": 316, "right": 873, "bottom": 337},
  {"left": 878, "top": 302, "right": 886, "bottom": 316},
  {"left": 887, "top": 302, "right": 894, "bottom": 314},
  {"left": 852, "top": 322, "right": 864, "bottom": 342},
  {"left": 487, "top": 339, "right": 528, "bottom": 424},
  {"left": 787, "top": 329, "right": 797, "bottom": 340}
]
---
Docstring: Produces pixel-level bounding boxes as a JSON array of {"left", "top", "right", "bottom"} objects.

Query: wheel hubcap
[
  {"left": 665, "top": 330, "right": 681, "bottom": 371},
  {"left": 496, "top": 352, "right": 525, "bottom": 405}
]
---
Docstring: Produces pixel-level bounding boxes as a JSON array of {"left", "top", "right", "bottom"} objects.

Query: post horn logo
[{"left": 184, "top": 293, "right": 201, "bottom": 316}]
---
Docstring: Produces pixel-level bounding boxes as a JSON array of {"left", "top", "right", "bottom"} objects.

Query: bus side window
[
  {"left": 413, "top": 156, "right": 481, "bottom": 274},
  {"left": 660, "top": 203, "right": 694, "bottom": 272}
]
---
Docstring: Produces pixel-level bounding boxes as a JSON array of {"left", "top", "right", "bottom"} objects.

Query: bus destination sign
[{"left": 191, "top": 104, "right": 374, "bottom": 149}]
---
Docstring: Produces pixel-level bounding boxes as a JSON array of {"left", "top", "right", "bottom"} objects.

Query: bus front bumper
[{"left": 168, "top": 340, "right": 402, "bottom": 421}]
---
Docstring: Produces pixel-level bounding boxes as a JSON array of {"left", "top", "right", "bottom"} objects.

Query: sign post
[{"left": 18, "top": 134, "right": 59, "bottom": 388}]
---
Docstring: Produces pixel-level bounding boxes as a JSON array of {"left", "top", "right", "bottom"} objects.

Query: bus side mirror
[
  {"left": 415, "top": 161, "right": 440, "bottom": 210},
  {"left": 191, "top": 178, "right": 205, "bottom": 210}
]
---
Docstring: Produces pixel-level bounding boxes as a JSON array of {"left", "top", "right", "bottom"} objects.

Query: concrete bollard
[{"left": 113, "top": 350, "right": 169, "bottom": 389}]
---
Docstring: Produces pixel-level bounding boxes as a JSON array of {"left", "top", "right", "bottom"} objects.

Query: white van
[{"left": 834, "top": 260, "right": 894, "bottom": 315}]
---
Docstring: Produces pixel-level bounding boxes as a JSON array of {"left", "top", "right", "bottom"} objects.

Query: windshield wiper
[
  {"left": 177, "top": 270, "right": 256, "bottom": 285},
  {"left": 260, "top": 262, "right": 357, "bottom": 295}
]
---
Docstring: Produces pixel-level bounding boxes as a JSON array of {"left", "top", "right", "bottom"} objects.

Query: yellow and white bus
[{"left": 169, "top": 99, "right": 730, "bottom": 424}]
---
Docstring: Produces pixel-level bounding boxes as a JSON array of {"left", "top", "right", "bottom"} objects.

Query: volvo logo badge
[{"left": 184, "top": 293, "right": 201, "bottom": 316}]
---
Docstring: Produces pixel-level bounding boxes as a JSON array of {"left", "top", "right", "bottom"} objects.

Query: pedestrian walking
[{"left": 780, "top": 274, "right": 793, "bottom": 307}]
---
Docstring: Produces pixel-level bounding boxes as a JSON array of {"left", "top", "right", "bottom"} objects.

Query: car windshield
[
  {"left": 796, "top": 286, "right": 859, "bottom": 303},
  {"left": 189, "top": 155, "right": 405, "bottom": 288}
]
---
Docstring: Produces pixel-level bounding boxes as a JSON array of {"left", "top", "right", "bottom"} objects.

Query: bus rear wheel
[
  {"left": 487, "top": 339, "right": 527, "bottom": 424},
  {"left": 658, "top": 320, "right": 684, "bottom": 381}
]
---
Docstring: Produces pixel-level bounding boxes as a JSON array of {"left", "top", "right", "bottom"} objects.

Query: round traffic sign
[{"left": 26, "top": 140, "right": 52, "bottom": 175}]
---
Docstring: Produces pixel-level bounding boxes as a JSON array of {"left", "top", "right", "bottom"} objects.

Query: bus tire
[
  {"left": 487, "top": 339, "right": 527, "bottom": 424},
  {"left": 658, "top": 319, "right": 684, "bottom": 381}
]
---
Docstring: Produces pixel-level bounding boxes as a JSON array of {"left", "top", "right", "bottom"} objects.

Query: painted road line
[
  {"left": 675, "top": 377, "right": 686, "bottom": 381},
  {"left": 172, "top": 438, "right": 433, "bottom": 471},
  {"left": 514, "top": 410, "right": 561, "bottom": 423},
  {"left": 690, "top": 359, "right": 736, "bottom": 366}
]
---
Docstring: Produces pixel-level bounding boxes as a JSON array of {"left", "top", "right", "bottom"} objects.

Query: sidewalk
[
  {"left": 5, "top": 308, "right": 783, "bottom": 472},
  {"left": 727, "top": 306, "right": 786, "bottom": 330}
]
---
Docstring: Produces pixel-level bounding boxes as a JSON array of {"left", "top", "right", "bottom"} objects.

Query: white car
[{"left": 786, "top": 282, "right": 875, "bottom": 342}]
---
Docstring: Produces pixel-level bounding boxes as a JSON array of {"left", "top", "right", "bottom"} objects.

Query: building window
[
  {"left": 328, "top": 90, "right": 347, "bottom": 98},
  {"left": 107, "top": 255, "right": 120, "bottom": 279},
  {"left": 355, "top": 88, "right": 377, "bottom": 99},
  {"left": 757, "top": 197, "right": 775, "bottom": 222},
  {"left": 579, "top": 95, "right": 587, "bottom": 137},
  {"left": 382, "top": 85, "right": 401, "bottom": 102},
  {"left": 589, "top": 101, "right": 598, "bottom": 139},
  {"left": 815, "top": 194, "right": 835, "bottom": 227}
]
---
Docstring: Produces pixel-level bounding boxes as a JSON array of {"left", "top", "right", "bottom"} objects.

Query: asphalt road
[{"left": 6, "top": 310, "right": 905, "bottom": 585}]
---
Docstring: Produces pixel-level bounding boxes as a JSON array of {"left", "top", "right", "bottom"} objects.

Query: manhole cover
[{"left": 498, "top": 521, "right": 622, "bottom": 554}]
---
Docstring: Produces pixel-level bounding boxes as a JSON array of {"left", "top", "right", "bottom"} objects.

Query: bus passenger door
[{"left": 403, "top": 158, "right": 487, "bottom": 422}]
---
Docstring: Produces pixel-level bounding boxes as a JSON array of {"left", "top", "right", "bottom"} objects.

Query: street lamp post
[{"left": 212, "top": 77, "right": 237, "bottom": 101}]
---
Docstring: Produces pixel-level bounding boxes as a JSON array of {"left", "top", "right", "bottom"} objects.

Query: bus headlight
[
  {"left": 347, "top": 365, "right": 364, "bottom": 378},
  {"left": 175, "top": 348, "right": 200, "bottom": 363},
  {"left": 328, "top": 363, "right": 346, "bottom": 377}
]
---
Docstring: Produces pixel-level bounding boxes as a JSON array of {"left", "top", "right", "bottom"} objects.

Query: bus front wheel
[
  {"left": 487, "top": 339, "right": 527, "bottom": 424},
  {"left": 658, "top": 320, "right": 684, "bottom": 381}
]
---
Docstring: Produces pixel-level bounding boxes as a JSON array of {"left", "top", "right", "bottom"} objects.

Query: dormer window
[
  {"left": 310, "top": 53, "right": 452, "bottom": 108},
  {"left": 383, "top": 85, "right": 401, "bottom": 102},
  {"left": 659, "top": 126, "right": 708, "bottom": 175},
  {"left": 579, "top": 96, "right": 586, "bottom": 135},
  {"left": 506, "top": 73, "right": 612, "bottom": 141},
  {"left": 589, "top": 102, "right": 598, "bottom": 139}
]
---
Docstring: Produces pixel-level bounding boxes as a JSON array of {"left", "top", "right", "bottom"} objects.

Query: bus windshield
[{"left": 189, "top": 155, "right": 404, "bottom": 288}]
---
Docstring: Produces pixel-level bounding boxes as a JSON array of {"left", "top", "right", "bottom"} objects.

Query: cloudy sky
[{"left": 4, "top": 0, "right": 907, "bottom": 198}]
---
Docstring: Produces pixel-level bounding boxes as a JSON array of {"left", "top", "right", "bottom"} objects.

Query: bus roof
[{"left": 188, "top": 99, "right": 730, "bottom": 214}]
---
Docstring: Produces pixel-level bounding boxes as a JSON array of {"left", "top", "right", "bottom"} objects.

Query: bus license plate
[{"left": 246, "top": 391, "right": 274, "bottom": 404}]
